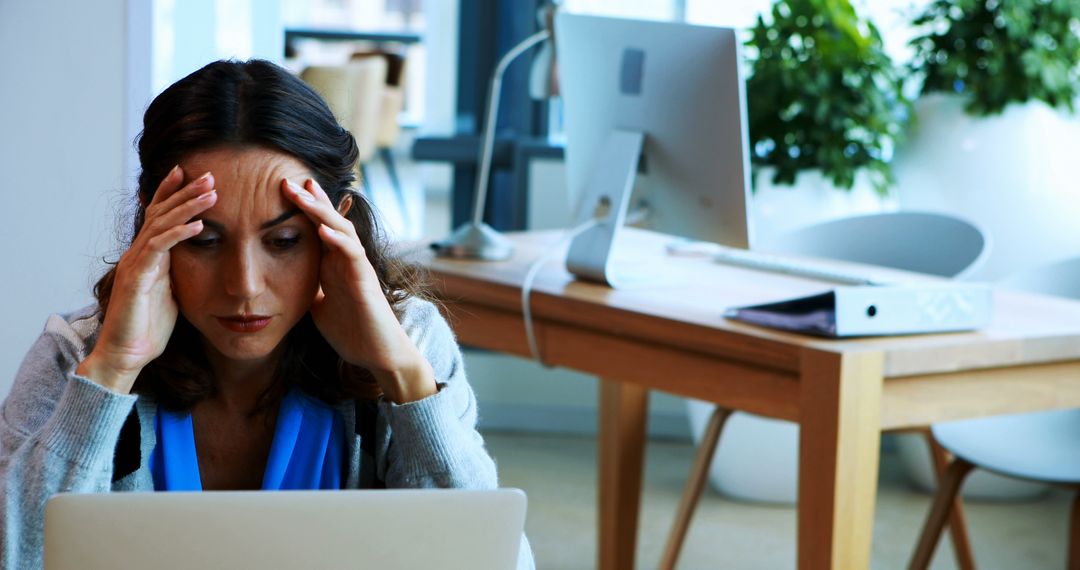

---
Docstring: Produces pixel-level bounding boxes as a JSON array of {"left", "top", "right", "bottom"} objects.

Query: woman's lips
[{"left": 216, "top": 315, "right": 272, "bottom": 333}]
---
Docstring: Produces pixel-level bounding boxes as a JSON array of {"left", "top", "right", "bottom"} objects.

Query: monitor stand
[{"left": 566, "top": 129, "right": 644, "bottom": 288}]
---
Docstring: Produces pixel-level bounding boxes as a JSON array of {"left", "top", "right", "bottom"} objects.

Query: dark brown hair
[{"left": 94, "top": 59, "right": 426, "bottom": 411}]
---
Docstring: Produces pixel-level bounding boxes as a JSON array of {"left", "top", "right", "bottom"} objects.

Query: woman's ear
[{"left": 336, "top": 193, "right": 354, "bottom": 217}]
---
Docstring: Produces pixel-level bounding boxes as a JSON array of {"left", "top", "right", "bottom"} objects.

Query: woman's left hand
[{"left": 283, "top": 178, "right": 437, "bottom": 404}]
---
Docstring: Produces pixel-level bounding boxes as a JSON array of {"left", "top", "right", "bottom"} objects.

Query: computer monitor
[{"left": 555, "top": 13, "right": 752, "bottom": 287}]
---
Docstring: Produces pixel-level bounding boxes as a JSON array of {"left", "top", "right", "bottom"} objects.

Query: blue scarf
[{"left": 150, "top": 387, "right": 345, "bottom": 490}]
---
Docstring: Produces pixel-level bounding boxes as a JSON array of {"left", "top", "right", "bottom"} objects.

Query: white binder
[{"left": 724, "top": 283, "right": 993, "bottom": 338}]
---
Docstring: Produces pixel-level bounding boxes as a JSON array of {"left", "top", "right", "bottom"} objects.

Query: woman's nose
[{"left": 222, "top": 244, "right": 265, "bottom": 299}]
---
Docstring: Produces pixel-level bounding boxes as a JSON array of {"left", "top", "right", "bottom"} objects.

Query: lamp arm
[{"left": 472, "top": 29, "right": 552, "bottom": 226}]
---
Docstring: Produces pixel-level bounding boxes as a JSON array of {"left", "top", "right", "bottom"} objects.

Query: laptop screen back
[{"left": 45, "top": 489, "right": 526, "bottom": 570}]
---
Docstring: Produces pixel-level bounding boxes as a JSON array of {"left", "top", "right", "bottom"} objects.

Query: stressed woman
[{"left": 0, "top": 60, "right": 532, "bottom": 568}]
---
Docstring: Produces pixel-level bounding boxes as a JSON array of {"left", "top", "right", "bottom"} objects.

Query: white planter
[
  {"left": 687, "top": 168, "right": 895, "bottom": 504},
  {"left": 686, "top": 400, "right": 800, "bottom": 504},
  {"left": 894, "top": 94, "right": 1080, "bottom": 281},
  {"left": 750, "top": 167, "right": 898, "bottom": 247}
]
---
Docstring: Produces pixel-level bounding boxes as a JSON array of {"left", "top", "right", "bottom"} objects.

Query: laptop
[{"left": 45, "top": 489, "right": 527, "bottom": 570}]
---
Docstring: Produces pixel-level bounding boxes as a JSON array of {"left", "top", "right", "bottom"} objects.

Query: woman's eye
[
  {"left": 269, "top": 235, "right": 301, "bottom": 250},
  {"left": 185, "top": 234, "right": 221, "bottom": 248}
]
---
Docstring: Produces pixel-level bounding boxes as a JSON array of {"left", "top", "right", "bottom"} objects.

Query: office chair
[
  {"left": 909, "top": 255, "right": 1080, "bottom": 569},
  {"left": 300, "top": 59, "right": 410, "bottom": 233},
  {"left": 760, "top": 211, "right": 989, "bottom": 278},
  {"left": 351, "top": 49, "right": 410, "bottom": 236},
  {"left": 300, "top": 60, "right": 387, "bottom": 169},
  {"left": 665, "top": 211, "right": 989, "bottom": 570}
]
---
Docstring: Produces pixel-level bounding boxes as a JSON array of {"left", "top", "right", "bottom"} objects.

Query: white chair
[
  {"left": 666, "top": 211, "right": 989, "bottom": 570},
  {"left": 758, "top": 211, "right": 990, "bottom": 279},
  {"left": 909, "top": 256, "right": 1080, "bottom": 569}
]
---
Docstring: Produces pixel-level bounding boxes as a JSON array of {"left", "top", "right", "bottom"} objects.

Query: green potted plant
[
  {"left": 893, "top": 0, "right": 1080, "bottom": 500},
  {"left": 744, "top": 0, "right": 910, "bottom": 245},
  {"left": 895, "top": 0, "right": 1080, "bottom": 279},
  {"left": 910, "top": 0, "right": 1080, "bottom": 116}
]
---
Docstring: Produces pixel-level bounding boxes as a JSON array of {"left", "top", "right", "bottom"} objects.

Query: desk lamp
[{"left": 433, "top": 3, "right": 560, "bottom": 260}]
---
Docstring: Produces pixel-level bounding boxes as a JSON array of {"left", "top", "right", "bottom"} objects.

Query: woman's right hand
[{"left": 76, "top": 166, "right": 217, "bottom": 393}]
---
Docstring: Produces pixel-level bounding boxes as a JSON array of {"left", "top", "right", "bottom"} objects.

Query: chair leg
[
  {"left": 1069, "top": 489, "right": 1080, "bottom": 570},
  {"left": 909, "top": 458, "right": 975, "bottom": 570},
  {"left": 924, "top": 430, "right": 977, "bottom": 570},
  {"left": 659, "top": 406, "right": 733, "bottom": 570},
  {"left": 379, "top": 147, "right": 410, "bottom": 235}
]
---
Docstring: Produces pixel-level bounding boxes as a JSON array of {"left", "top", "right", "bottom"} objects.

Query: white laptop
[{"left": 45, "top": 489, "right": 527, "bottom": 570}]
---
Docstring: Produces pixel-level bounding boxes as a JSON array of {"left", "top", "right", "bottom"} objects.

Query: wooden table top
[{"left": 406, "top": 228, "right": 1080, "bottom": 380}]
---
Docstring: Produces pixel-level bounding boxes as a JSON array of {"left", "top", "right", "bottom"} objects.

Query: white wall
[{"left": 0, "top": 0, "right": 147, "bottom": 397}]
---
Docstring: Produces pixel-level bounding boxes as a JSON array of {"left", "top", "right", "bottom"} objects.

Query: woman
[{"left": 0, "top": 59, "right": 532, "bottom": 568}]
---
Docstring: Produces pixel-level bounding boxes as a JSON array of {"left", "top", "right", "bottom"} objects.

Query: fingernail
[
  {"left": 198, "top": 190, "right": 216, "bottom": 201},
  {"left": 169, "top": 165, "right": 181, "bottom": 178},
  {"left": 197, "top": 172, "right": 212, "bottom": 183},
  {"left": 289, "top": 182, "right": 313, "bottom": 200}
]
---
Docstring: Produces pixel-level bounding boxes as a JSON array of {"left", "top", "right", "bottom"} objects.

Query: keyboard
[{"left": 711, "top": 247, "right": 884, "bottom": 286}]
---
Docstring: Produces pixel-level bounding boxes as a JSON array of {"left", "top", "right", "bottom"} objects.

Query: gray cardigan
[{"left": 0, "top": 299, "right": 533, "bottom": 569}]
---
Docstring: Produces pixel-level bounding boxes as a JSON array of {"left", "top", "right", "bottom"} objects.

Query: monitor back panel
[{"left": 558, "top": 13, "right": 753, "bottom": 249}]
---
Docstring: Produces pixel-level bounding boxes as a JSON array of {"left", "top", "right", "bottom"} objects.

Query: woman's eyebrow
[
  {"left": 197, "top": 209, "right": 300, "bottom": 231},
  {"left": 259, "top": 209, "right": 300, "bottom": 229}
]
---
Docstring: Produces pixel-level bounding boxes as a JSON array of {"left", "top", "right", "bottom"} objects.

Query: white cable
[{"left": 521, "top": 218, "right": 602, "bottom": 366}]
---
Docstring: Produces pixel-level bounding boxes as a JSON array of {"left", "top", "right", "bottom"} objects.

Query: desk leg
[
  {"left": 598, "top": 379, "right": 649, "bottom": 570},
  {"left": 798, "top": 350, "right": 884, "bottom": 570}
]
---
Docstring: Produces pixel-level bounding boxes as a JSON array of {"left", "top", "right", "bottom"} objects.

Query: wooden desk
[{"left": 408, "top": 228, "right": 1080, "bottom": 569}]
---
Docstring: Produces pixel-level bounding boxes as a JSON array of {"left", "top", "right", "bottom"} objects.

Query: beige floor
[{"left": 484, "top": 431, "right": 1071, "bottom": 570}]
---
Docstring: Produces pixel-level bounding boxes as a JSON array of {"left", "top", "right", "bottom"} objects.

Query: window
[{"left": 563, "top": 0, "right": 677, "bottom": 21}]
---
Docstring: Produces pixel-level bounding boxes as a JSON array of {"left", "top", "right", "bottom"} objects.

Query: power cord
[{"left": 521, "top": 217, "right": 602, "bottom": 366}]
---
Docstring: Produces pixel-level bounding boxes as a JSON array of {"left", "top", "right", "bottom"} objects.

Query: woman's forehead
[
  {"left": 180, "top": 147, "right": 313, "bottom": 225},
  {"left": 181, "top": 146, "right": 309, "bottom": 182}
]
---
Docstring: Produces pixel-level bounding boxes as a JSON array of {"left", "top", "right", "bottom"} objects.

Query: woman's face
[{"left": 171, "top": 146, "right": 322, "bottom": 366}]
